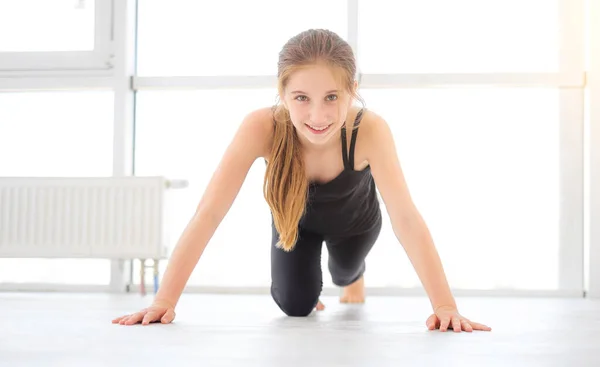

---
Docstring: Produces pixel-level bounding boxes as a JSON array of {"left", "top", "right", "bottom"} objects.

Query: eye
[
  {"left": 326, "top": 94, "right": 338, "bottom": 101},
  {"left": 294, "top": 95, "right": 308, "bottom": 102}
]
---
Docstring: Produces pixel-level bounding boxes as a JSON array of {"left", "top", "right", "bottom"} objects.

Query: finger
[
  {"left": 470, "top": 322, "right": 492, "bottom": 331},
  {"left": 125, "top": 312, "right": 146, "bottom": 325},
  {"left": 112, "top": 315, "right": 126, "bottom": 323},
  {"left": 119, "top": 315, "right": 132, "bottom": 325},
  {"left": 161, "top": 309, "right": 176, "bottom": 324},
  {"left": 439, "top": 317, "right": 451, "bottom": 332},
  {"left": 451, "top": 317, "right": 462, "bottom": 333},
  {"left": 426, "top": 314, "right": 437, "bottom": 330},
  {"left": 142, "top": 311, "right": 159, "bottom": 325},
  {"left": 461, "top": 320, "right": 473, "bottom": 332},
  {"left": 120, "top": 315, "right": 137, "bottom": 325}
]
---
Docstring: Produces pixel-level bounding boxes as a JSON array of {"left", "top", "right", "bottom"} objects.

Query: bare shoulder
[
  {"left": 234, "top": 106, "right": 274, "bottom": 160},
  {"left": 191, "top": 106, "right": 274, "bottom": 222},
  {"left": 358, "top": 108, "right": 391, "bottom": 142},
  {"left": 351, "top": 107, "right": 395, "bottom": 166},
  {"left": 358, "top": 108, "right": 419, "bottom": 221}
]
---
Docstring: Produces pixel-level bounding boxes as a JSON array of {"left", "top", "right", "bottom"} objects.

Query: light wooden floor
[{"left": 1, "top": 292, "right": 599, "bottom": 366}]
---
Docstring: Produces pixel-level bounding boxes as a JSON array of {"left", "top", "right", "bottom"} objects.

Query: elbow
[{"left": 192, "top": 204, "right": 221, "bottom": 230}]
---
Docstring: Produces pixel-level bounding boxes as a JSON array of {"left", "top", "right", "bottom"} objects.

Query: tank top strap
[
  {"left": 341, "top": 108, "right": 365, "bottom": 171},
  {"left": 340, "top": 108, "right": 365, "bottom": 171},
  {"left": 348, "top": 108, "right": 365, "bottom": 170},
  {"left": 341, "top": 126, "right": 350, "bottom": 170}
]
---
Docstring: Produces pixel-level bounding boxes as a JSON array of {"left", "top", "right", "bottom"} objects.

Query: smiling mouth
[{"left": 305, "top": 123, "right": 332, "bottom": 133}]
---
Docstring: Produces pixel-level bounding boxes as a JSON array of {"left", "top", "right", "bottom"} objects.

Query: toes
[{"left": 315, "top": 300, "right": 325, "bottom": 311}]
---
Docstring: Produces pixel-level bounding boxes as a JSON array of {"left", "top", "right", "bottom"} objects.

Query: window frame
[{"left": 0, "top": 0, "right": 114, "bottom": 74}]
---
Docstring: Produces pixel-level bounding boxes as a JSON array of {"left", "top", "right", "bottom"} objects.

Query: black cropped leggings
[{"left": 270, "top": 219, "right": 382, "bottom": 317}]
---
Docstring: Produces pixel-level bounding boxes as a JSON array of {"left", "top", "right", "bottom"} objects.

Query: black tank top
[{"left": 299, "top": 108, "right": 382, "bottom": 237}]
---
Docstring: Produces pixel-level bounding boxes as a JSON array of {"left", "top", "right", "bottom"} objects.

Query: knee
[
  {"left": 271, "top": 286, "right": 320, "bottom": 317},
  {"left": 330, "top": 261, "right": 365, "bottom": 287}
]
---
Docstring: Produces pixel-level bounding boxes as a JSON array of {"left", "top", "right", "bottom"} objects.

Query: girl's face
[{"left": 282, "top": 64, "right": 355, "bottom": 148}]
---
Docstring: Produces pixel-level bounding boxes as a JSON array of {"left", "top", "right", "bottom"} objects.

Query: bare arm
[
  {"left": 365, "top": 111, "right": 491, "bottom": 332},
  {"left": 365, "top": 112, "right": 456, "bottom": 312},
  {"left": 154, "top": 108, "right": 273, "bottom": 308}
]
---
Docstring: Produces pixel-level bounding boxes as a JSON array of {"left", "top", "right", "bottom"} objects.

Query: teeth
[{"left": 308, "top": 124, "right": 329, "bottom": 131}]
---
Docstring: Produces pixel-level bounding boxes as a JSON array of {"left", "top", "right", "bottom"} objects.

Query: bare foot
[
  {"left": 315, "top": 300, "right": 325, "bottom": 311},
  {"left": 340, "top": 275, "right": 365, "bottom": 303}
]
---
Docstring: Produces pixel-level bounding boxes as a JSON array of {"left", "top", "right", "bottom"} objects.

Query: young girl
[{"left": 112, "top": 28, "right": 491, "bottom": 333}]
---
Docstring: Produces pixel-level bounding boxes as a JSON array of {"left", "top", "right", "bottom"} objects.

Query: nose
[{"left": 309, "top": 103, "right": 329, "bottom": 125}]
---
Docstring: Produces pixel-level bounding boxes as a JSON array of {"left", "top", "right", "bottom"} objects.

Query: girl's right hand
[{"left": 112, "top": 300, "right": 176, "bottom": 326}]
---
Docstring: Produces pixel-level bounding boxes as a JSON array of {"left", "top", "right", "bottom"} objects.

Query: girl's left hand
[{"left": 426, "top": 305, "right": 492, "bottom": 332}]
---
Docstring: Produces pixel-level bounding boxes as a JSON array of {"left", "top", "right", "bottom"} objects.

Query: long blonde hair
[{"left": 264, "top": 29, "right": 363, "bottom": 251}]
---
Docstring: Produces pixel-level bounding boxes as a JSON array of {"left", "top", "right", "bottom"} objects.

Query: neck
[{"left": 297, "top": 123, "right": 344, "bottom": 154}]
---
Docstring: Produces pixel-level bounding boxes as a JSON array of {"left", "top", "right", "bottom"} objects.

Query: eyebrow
[{"left": 290, "top": 90, "right": 339, "bottom": 94}]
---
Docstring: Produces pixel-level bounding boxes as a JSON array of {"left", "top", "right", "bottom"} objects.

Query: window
[
  {"left": 0, "top": 91, "right": 114, "bottom": 176},
  {"left": 0, "top": 0, "right": 95, "bottom": 52},
  {"left": 360, "top": 88, "right": 560, "bottom": 290},
  {"left": 2, "top": 0, "right": 587, "bottom": 295},
  {"left": 133, "top": 87, "right": 561, "bottom": 290},
  {"left": 0, "top": 0, "right": 112, "bottom": 71},
  {"left": 137, "top": 0, "right": 348, "bottom": 76},
  {"left": 358, "top": 0, "right": 559, "bottom": 73},
  {"left": 0, "top": 91, "right": 114, "bottom": 285},
  {"left": 134, "top": 89, "right": 278, "bottom": 286}
]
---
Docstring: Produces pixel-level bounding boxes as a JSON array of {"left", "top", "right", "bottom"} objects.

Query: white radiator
[{"left": 0, "top": 176, "right": 188, "bottom": 260}]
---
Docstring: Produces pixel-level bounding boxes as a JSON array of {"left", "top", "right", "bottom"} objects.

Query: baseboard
[{"left": 0, "top": 283, "right": 585, "bottom": 298}]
